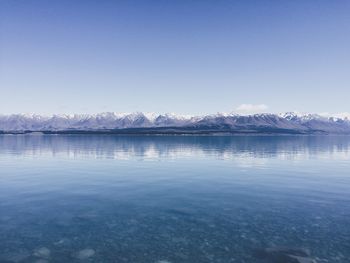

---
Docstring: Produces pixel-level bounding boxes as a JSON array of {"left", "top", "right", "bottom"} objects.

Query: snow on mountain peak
[{"left": 0, "top": 111, "right": 349, "bottom": 133}]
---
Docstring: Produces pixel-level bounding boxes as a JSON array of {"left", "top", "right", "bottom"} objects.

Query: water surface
[{"left": 0, "top": 135, "right": 349, "bottom": 263}]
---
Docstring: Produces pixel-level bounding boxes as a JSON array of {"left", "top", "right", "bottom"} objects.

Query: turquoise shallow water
[{"left": 0, "top": 135, "right": 349, "bottom": 263}]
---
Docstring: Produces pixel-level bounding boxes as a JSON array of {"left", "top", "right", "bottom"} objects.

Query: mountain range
[{"left": 0, "top": 112, "right": 349, "bottom": 134}]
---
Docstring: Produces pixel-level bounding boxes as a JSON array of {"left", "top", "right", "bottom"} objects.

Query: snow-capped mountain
[{"left": 0, "top": 112, "right": 349, "bottom": 134}]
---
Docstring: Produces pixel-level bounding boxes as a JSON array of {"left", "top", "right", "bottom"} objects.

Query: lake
[{"left": 0, "top": 135, "right": 349, "bottom": 263}]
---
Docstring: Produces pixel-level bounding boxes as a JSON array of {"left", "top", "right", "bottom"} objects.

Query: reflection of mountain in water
[{"left": 1, "top": 135, "right": 349, "bottom": 160}]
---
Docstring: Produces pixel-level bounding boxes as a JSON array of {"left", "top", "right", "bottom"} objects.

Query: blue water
[{"left": 0, "top": 135, "right": 349, "bottom": 263}]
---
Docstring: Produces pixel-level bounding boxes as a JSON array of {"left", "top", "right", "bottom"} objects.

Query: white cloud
[
  {"left": 235, "top": 104, "right": 269, "bottom": 114},
  {"left": 319, "top": 112, "right": 350, "bottom": 119}
]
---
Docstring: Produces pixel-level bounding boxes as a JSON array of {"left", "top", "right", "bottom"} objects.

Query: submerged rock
[
  {"left": 254, "top": 247, "right": 317, "bottom": 263},
  {"left": 33, "top": 247, "right": 51, "bottom": 259},
  {"left": 75, "top": 248, "right": 95, "bottom": 260},
  {"left": 289, "top": 255, "right": 317, "bottom": 263}
]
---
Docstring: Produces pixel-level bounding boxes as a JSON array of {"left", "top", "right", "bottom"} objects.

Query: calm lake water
[{"left": 0, "top": 135, "right": 349, "bottom": 263}]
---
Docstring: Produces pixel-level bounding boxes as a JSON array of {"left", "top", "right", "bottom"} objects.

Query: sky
[{"left": 0, "top": 0, "right": 349, "bottom": 115}]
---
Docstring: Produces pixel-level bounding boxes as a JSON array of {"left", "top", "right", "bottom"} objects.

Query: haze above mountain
[{"left": 0, "top": 112, "right": 349, "bottom": 134}]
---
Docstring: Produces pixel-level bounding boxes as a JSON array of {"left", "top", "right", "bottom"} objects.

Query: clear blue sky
[{"left": 0, "top": 0, "right": 349, "bottom": 115}]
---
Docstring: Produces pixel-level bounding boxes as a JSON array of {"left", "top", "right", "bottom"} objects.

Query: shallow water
[{"left": 0, "top": 135, "right": 349, "bottom": 263}]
